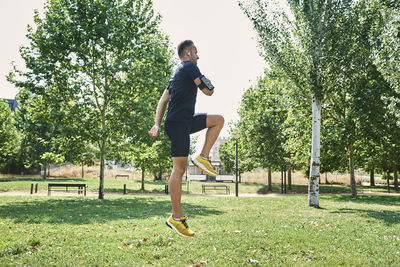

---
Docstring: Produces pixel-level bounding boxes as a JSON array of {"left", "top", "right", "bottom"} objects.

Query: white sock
[
  {"left": 200, "top": 155, "right": 208, "bottom": 160},
  {"left": 173, "top": 217, "right": 181, "bottom": 221}
]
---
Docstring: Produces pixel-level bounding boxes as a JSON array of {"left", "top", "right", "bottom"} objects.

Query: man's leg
[
  {"left": 200, "top": 114, "right": 224, "bottom": 158},
  {"left": 166, "top": 156, "right": 195, "bottom": 237},
  {"left": 169, "top": 156, "right": 187, "bottom": 218}
]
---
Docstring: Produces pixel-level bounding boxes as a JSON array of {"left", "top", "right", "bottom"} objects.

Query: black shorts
[{"left": 164, "top": 113, "right": 207, "bottom": 157}]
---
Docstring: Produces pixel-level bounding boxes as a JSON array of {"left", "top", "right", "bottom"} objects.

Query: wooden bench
[
  {"left": 115, "top": 174, "right": 129, "bottom": 180},
  {"left": 48, "top": 183, "right": 87, "bottom": 196},
  {"left": 202, "top": 184, "right": 230, "bottom": 195}
]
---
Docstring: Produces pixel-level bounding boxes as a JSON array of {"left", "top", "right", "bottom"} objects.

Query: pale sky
[{"left": 0, "top": 0, "right": 266, "bottom": 147}]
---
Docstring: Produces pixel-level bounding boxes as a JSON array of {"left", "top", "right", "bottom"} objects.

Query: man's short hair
[{"left": 177, "top": 40, "right": 194, "bottom": 58}]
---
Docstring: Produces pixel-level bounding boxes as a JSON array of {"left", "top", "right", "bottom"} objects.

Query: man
[{"left": 148, "top": 40, "right": 224, "bottom": 237}]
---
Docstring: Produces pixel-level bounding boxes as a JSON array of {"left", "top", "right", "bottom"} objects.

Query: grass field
[
  {"left": 0, "top": 176, "right": 396, "bottom": 196},
  {"left": 1, "top": 177, "right": 399, "bottom": 266},
  {"left": 0, "top": 192, "right": 399, "bottom": 266}
]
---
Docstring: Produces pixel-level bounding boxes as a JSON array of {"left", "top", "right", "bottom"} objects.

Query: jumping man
[{"left": 148, "top": 40, "right": 224, "bottom": 237}]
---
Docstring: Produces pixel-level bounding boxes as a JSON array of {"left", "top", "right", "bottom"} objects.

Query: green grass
[
  {"left": 0, "top": 194, "right": 399, "bottom": 266},
  {"left": 0, "top": 176, "right": 397, "bottom": 195}
]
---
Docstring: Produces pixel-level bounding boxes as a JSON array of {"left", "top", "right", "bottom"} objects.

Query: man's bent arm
[
  {"left": 149, "top": 89, "right": 170, "bottom": 137},
  {"left": 194, "top": 77, "right": 214, "bottom": 96}
]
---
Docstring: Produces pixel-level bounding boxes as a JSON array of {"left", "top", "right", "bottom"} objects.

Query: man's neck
[{"left": 181, "top": 56, "right": 191, "bottom": 62}]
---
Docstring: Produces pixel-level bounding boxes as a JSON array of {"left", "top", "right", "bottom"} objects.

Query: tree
[
  {"left": 9, "top": 0, "right": 173, "bottom": 199},
  {"left": 371, "top": 0, "right": 400, "bottom": 93},
  {"left": 226, "top": 71, "right": 294, "bottom": 188},
  {"left": 237, "top": 72, "right": 290, "bottom": 169},
  {"left": 218, "top": 135, "right": 255, "bottom": 181},
  {"left": 320, "top": 0, "right": 400, "bottom": 195},
  {"left": 0, "top": 100, "right": 20, "bottom": 173},
  {"left": 239, "top": 0, "right": 357, "bottom": 207},
  {"left": 13, "top": 90, "right": 64, "bottom": 178}
]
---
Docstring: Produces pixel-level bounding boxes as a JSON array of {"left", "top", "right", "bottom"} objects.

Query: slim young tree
[
  {"left": 9, "top": 0, "right": 173, "bottom": 199},
  {"left": 239, "top": 0, "right": 354, "bottom": 207}
]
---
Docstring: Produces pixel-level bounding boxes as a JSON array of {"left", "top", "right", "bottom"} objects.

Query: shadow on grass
[
  {"left": 256, "top": 184, "right": 353, "bottom": 194},
  {"left": 330, "top": 208, "right": 400, "bottom": 225},
  {"left": 104, "top": 189, "right": 168, "bottom": 194},
  {"left": 323, "top": 194, "right": 400, "bottom": 206},
  {"left": 0, "top": 197, "right": 223, "bottom": 225}
]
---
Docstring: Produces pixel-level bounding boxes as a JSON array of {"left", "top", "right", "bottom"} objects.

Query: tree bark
[
  {"left": 308, "top": 95, "right": 321, "bottom": 208},
  {"left": 348, "top": 141, "right": 357, "bottom": 197},
  {"left": 370, "top": 168, "right": 375, "bottom": 187},
  {"left": 42, "top": 164, "right": 47, "bottom": 179},
  {"left": 268, "top": 168, "right": 272, "bottom": 191},
  {"left": 98, "top": 140, "right": 105, "bottom": 199},
  {"left": 141, "top": 160, "right": 145, "bottom": 190},
  {"left": 288, "top": 165, "right": 292, "bottom": 191},
  {"left": 394, "top": 163, "right": 398, "bottom": 191}
]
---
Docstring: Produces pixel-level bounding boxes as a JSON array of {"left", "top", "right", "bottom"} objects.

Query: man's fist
[{"left": 148, "top": 125, "right": 160, "bottom": 137}]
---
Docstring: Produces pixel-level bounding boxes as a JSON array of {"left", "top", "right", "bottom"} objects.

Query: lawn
[
  {"left": 0, "top": 176, "right": 395, "bottom": 195},
  {"left": 0, "top": 193, "right": 399, "bottom": 266}
]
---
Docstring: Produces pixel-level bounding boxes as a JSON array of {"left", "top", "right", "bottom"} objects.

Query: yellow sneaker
[
  {"left": 166, "top": 215, "right": 195, "bottom": 237},
  {"left": 192, "top": 155, "right": 218, "bottom": 177}
]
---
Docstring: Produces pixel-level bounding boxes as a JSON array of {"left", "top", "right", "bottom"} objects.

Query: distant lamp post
[{"left": 234, "top": 135, "right": 240, "bottom": 197}]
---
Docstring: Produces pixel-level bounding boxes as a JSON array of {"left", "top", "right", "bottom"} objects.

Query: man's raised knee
[
  {"left": 217, "top": 115, "right": 225, "bottom": 128},
  {"left": 219, "top": 115, "right": 225, "bottom": 125}
]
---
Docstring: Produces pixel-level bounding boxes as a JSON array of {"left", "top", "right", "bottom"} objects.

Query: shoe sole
[
  {"left": 192, "top": 158, "right": 218, "bottom": 177},
  {"left": 166, "top": 220, "right": 194, "bottom": 238}
]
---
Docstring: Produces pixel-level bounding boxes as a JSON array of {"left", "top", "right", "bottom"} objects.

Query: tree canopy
[{"left": 8, "top": 0, "right": 174, "bottom": 198}]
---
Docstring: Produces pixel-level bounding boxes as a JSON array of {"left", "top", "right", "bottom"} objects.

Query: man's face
[{"left": 189, "top": 45, "right": 199, "bottom": 64}]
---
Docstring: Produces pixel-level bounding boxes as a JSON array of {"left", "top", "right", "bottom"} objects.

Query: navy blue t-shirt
[{"left": 165, "top": 61, "right": 203, "bottom": 122}]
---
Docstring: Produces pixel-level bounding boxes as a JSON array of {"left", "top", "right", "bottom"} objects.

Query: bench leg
[
  {"left": 84, "top": 186, "right": 86, "bottom": 196},
  {"left": 48, "top": 187, "right": 51, "bottom": 196}
]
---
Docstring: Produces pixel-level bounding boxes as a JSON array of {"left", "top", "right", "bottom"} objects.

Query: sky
[{"left": 0, "top": 0, "right": 266, "bottom": 150}]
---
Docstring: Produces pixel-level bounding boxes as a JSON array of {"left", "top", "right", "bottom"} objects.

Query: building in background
[
  {"left": 188, "top": 136, "right": 233, "bottom": 182},
  {"left": 1, "top": 97, "right": 18, "bottom": 112},
  {"left": 210, "top": 136, "right": 228, "bottom": 161}
]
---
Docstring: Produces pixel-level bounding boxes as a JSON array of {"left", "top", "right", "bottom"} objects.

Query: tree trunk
[
  {"left": 268, "top": 168, "right": 272, "bottom": 191},
  {"left": 308, "top": 95, "right": 321, "bottom": 208},
  {"left": 394, "top": 163, "right": 398, "bottom": 191},
  {"left": 98, "top": 140, "right": 105, "bottom": 199},
  {"left": 141, "top": 160, "right": 145, "bottom": 190},
  {"left": 42, "top": 163, "right": 47, "bottom": 179},
  {"left": 348, "top": 141, "right": 357, "bottom": 197},
  {"left": 370, "top": 168, "right": 375, "bottom": 187},
  {"left": 47, "top": 165, "right": 50, "bottom": 177},
  {"left": 288, "top": 165, "right": 292, "bottom": 191}
]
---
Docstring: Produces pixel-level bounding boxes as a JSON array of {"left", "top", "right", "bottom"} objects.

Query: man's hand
[{"left": 148, "top": 125, "right": 160, "bottom": 137}]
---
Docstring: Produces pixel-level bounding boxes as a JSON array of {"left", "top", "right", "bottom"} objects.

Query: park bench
[
  {"left": 115, "top": 174, "right": 130, "bottom": 180},
  {"left": 202, "top": 184, "right": 230, "bottom": 195},
  {"left": 48, "top": 183, "right": 87, "bottom": 196}
]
